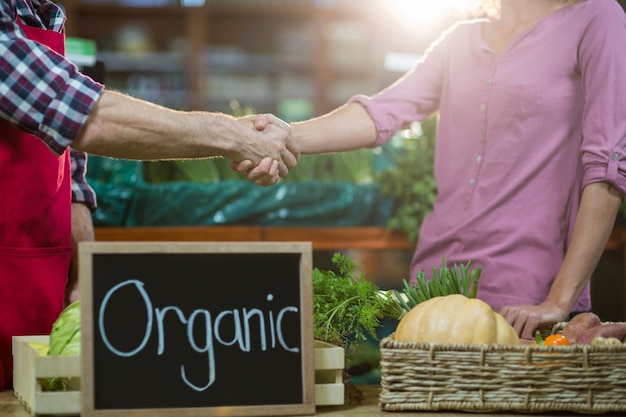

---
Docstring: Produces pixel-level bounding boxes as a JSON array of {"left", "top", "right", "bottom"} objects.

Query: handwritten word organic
[{"left": 98, "top": 279, "right": 300, "bottom": 391}]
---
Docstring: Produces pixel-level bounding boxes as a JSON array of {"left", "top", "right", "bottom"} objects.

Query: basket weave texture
[{"left": 379, "top": 324, "right": 626, "bottom": 414}]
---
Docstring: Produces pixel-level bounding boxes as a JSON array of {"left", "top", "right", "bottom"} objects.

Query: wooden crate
[
  {"left": 313, "top": 341, "right": 345, "bottom": 406},
  {"left": 12, "top": 336, "right": 80, "bottom": 416},
  {"left": 13, "top": 336, "right": 344, "bottom": 415}
]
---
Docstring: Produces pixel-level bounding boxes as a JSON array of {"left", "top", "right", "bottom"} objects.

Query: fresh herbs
[
  {"left": 312, "top": 253, "right": 403, "bottom": 349},
  {"left": 313, "top": 254, "right": 482, "bottom": 346},
  {"left": 312, "top": 253, "right": 481, "bottom": 404}
]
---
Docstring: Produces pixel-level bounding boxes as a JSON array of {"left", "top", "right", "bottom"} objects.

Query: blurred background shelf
[{"left": 59, "top": 0, "right": 451, "bottom": 116}]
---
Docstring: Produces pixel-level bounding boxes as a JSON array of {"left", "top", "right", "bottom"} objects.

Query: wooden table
[
  {"left": 94, "top": 226, "right": 414, "bottom": 251},
  {"left": 4, "top": 385, "right": 624, "bottom": 417}
]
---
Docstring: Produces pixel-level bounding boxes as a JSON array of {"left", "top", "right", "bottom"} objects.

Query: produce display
[
  {"left": 27, "top": 301, "right": 81, "bottom": 391},
  {"left": 27, "top": 341, "right": 49, "bottom": 356},
  {"left": 529, "top": 312, "right": 626, "bottom": 346},
  {"left": 312, "top": 254, "right": 485, "bottom": 403},
  {"left": 534, "top": 332, "right": 570, "bottom": 345},
  {"left": 312, "top": 254, "right": 482, "bottom": 349},
  {"left": 312, "top": 253, "right": 403, "bottom": 348},
  {"left": 47, "top": 301, "right": 81, "bottom": 357},
  {"left": 559, "top": 312, "right": 626, "bottom": 345},
  {"left": 561, "top": 311, "right": 602, "bottom": 342},
  {"left": 22, "top": 253, "right": 626, "bottom": 404}
]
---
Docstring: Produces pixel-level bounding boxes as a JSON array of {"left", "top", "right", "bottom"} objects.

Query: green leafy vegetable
[
  {"left": 48, "top": 300, "right": 81, "bottom": 357},
  {"left": 42, "top": 300, "right": 81, "bottom": 391},
  {"left": 312, "top": 253, "right": 403, "bottom": 349},
  {"left": 313, "top": 254, "right": 481, "bottom": 347}
]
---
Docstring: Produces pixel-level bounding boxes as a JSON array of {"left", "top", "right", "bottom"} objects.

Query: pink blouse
[{"left": 351, "top": 0, "right": 626, "bottom": 311}]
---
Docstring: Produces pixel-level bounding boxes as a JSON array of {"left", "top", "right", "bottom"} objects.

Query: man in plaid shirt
[{"left": 0, "top": 0, "right": 299, "bottom": 388}]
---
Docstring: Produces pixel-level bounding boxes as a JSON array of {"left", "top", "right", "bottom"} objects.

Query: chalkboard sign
[{"left": 79, "top": 241, "right": 314, "bottom": 417}]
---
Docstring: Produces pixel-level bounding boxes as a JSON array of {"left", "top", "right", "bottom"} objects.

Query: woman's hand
[{"left": 499, "top": 303, "right": 569, "bottom": 341}]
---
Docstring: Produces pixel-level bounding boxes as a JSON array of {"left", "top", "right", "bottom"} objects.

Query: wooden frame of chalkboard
[{"left": 78, "top": 241, "right": 315, "bottom": 417}]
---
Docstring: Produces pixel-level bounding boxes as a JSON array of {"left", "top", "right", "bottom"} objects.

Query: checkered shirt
[{"left": 1, "top": 0, "right": 104, "bottom": 209}]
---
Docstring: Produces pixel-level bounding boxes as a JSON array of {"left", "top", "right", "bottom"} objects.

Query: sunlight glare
[{"left": 383, "top": 0, "right": 481, "bottom": 33}]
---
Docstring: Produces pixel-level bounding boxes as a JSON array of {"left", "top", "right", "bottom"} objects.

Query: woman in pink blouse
[{"left": 239, "top": 0, "right": 626, "bottom": 340}]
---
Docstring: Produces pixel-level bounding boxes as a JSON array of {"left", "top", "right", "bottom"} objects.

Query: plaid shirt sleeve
[
  {"left": 71, "top": 149, "right": 98, "bottom": 210},
  {"left": 0, "top": 1, "right": 104, "bottom": 156},
  {"left": 1, "top": 1, "right": 103, "bottom": 209}
]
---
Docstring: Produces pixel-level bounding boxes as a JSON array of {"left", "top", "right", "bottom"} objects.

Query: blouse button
[{"left": 613, "top": 153, "right": 619, "bottom": 161}]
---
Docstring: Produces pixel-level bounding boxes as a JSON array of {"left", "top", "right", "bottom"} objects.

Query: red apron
[{"left": 0, "top": 19, "right": 71, "bottom": 388}]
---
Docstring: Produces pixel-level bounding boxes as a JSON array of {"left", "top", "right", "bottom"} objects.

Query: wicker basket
[{"left": 379, "top": 323, "right": 626, "bottom": 414}]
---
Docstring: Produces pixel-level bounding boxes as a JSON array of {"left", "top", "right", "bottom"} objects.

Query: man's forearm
[
  {"left": 72, "top": 90, "right": 295, "bottom": 172},
  {"left": 73, "top": 91, "right": 224, "bottom": 158},
  {"left": 545, "top": 181, "right": 623, "bottom": 313}
]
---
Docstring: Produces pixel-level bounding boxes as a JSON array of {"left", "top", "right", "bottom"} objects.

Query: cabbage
[
  {"left": 48, "top": 300, "right": 81, "bottom": 356},
  {"left": 27, "top": 341, "right": 49, "bottom": 356},
  {"left": 42, "top": 300, "right": 81, "bottom": 391}
]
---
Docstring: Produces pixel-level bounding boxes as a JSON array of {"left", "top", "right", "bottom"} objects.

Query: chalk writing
[{"left": 98, "top": 279, "right": 300, "bottom": 391}]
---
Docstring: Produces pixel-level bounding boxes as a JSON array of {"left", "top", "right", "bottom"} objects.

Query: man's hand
[
  {"left": 499, "top": 303, "right": 569, "bottom": 341},
  {"left": 231, "top": 113, "right": 300, "bottom": 186}
]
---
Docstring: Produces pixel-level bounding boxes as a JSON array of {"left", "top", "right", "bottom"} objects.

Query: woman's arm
[
  {"left": 500, "top": 181, "right": 623, "bottom": 340},
  {"left": 291, "top": 102, "right": 378, "bottom": 155}
]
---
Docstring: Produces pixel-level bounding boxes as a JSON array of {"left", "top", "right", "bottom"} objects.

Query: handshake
[{"left": 228, "top": 113, "right": 300, "bottom": 187}]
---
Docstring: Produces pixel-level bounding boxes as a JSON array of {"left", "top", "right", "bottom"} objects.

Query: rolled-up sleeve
[
  {"left": 348, "top": 23, "right": 460, "bottom": 146},
  {"left": 70, "top": 149, "right": 97, "bottom": 210},
  {"left": 0, "top": 14, "right": 103, "bottom": 155},
  {"left": 579, "top": 0, "right": 626, "bottom": 198}
]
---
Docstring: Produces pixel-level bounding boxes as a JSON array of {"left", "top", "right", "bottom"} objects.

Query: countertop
[{"left": 2, "top": 385, "right": 624, "bottom": 417}]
